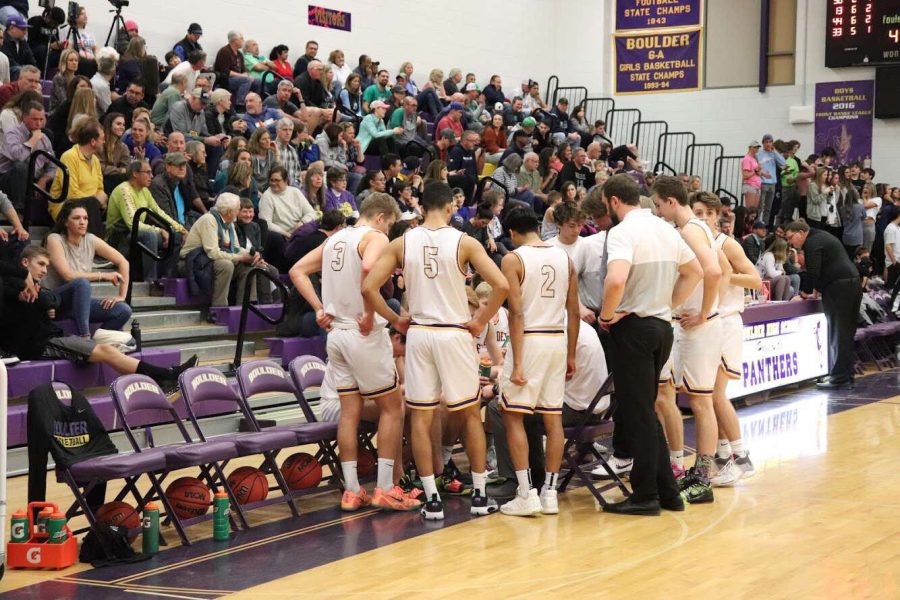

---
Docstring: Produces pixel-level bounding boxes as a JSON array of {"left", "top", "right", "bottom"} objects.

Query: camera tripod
[{"left": 104, "top": 4, "right": 128, "bottom": 48}]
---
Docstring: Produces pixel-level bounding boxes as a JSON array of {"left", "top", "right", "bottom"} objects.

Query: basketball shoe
[
  {"left": 470, "top": 490, "right": 499, "bottom": 516},
  {"left": 421, "top": 494, "right": 445, "bottom": 520},
  {"left": 341, "top": 487, "right": 371, "bottom": 512},
  {"left": 735, "top": 452, "right": 756, "bottom": 478},
  {"left": 539, "top": 489, "right": 559, "bottom": 515},
  {"left": 372, "top": 486, "right": 422, "bottom": 511},
  {"left": 500, "top": 489, "right": 542, "bottom": 517},
  {"left": 710, "top": 457, "right": 741, "bottom": 487}
]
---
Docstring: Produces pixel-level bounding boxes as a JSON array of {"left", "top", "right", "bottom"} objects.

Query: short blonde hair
[{"left": 474, "top": 281, "right": 492, "bottom": 299}]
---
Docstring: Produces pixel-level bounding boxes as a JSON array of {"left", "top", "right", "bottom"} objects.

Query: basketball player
[
  {"left": 652, "top": 176, "right": 726, "bottom": 504},
  {"left": 691, "top": 192, "right": 760, "bottom": 485},
  {"left": 362, "top": 181, "right": 509, "bottom": 520},
  {"left": 497, "top": 208, "right": 579, "bottom": 517},
  {"left": 290, "top": 193, "right": 420, "bottom": 512}
]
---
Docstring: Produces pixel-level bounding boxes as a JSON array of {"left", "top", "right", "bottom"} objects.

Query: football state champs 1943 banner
[
  {"left": 616, "top": 0, "right": 702, "bottom": 30},
  {"left": 614, "top": 28, "right": 702, "bottom": 94}
]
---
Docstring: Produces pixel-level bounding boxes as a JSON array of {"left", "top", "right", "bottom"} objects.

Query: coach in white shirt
[{"left": 598, "top": 173, "right": 702, "bottom": 516}]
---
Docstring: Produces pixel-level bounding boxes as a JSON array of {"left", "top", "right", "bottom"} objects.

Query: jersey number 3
[
  {"left": 540, "top": 265, "right": 556, "bottom": 298},
  {"left": 331, "top": 241, "right": 346, "bottom": 271},
  {"left": 424, "top": 246, "right": 439, "bottom": 278}
]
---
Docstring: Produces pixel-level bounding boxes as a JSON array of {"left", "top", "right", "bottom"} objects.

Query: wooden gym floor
[{"left": 2, "top": 371, "right": 900, "bottom": 599}]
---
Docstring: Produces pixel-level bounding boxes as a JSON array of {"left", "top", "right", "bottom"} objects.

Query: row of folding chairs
[{"left": 57, "top": 356, "right": 343, "bottom": 547}]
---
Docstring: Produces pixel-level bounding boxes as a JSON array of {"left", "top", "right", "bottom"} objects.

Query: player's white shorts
[
  {"left": 672, "top": 317, "right": 722, "bottom": 396},
  {"left": 719, "top": 314, "right": 743, "bottom": 380},
  {"left": 318, "top": 366, "right": 341, "bottom": 423},
  {"left": 405, "top": 323, "right": 479, "bottom": 411},
  {"left": 500, "top": 332, "right": 566, "bottom": 415},
  {"left": 326, "top": 327, "right": 398, "bottom": 399}
]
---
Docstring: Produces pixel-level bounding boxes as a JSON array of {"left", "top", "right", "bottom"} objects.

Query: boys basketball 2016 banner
[
  {"left": 308, "top": 5, "right": 351, "bottom": 32},
  {"left": 814, "top": 80, "right": 874, "bottom": 167},
  {"left": 616, "top": 0, "right": 702, "bottom": 31},
  {"left": 614, "top": 28, "right": 701, "bottom": 94}
]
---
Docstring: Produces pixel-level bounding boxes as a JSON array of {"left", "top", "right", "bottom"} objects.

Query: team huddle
[{"left": 290, "top": 173, "right": 761, "bottom": 520}]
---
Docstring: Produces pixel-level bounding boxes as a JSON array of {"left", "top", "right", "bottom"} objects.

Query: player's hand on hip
[
  {"left": 393, "top": 316, "right": 411, "bottom": 335},
  {"left": 316, "top": 309, "right": 334, "bottom": 330},
  {"left": 465, "top": 318, "right": 486, "bottom": 338},
  {"left": 357, "top": 312, "right": 374, "bottom": 336}
]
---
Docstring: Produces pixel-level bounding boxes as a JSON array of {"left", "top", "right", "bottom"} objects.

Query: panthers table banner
[{"left": 614, "top": 28, "right": 702, "bottom": 94}]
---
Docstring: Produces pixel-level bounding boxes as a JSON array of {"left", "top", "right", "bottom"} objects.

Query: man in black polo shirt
[
  {"left": 558, "top": 147, "right": 592, "bottom": 191},
  {"left": 786, "top": 220, "right": 861, "bottom": 389},
  {"left": 447, "top": 130, "right": 481, "bottom": 203}
]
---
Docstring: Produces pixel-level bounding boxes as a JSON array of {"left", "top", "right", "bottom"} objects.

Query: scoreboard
[{"left": 826, "top": 0, "right": 900, "bottom": 67}]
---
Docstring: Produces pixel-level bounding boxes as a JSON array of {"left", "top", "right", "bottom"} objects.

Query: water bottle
[
  {"left": 213, "top": 492, "right": 230, "bottom": 541},
  {"left": 131, "top": 320, "right": 142, "bottom": 352},
  {"left": 36, "top": 508, "right": 53, "bottom": 538},
  {"left": 10, "top": 510, "right": 28, "bottom": 543},
  {"left": 47, "top": 512, "right": 68, "bottom": 544},
  {"left": 142, "top": 502, "right": 159, "bottom": 554}
]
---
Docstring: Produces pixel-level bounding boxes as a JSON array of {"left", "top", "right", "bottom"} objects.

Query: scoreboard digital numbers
[{"left": 826, "top": 0, "right": 900, "bottom": 67}]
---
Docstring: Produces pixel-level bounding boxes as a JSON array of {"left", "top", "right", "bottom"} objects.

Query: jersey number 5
[
  {"left": 540, "top": 265, "right": 556, "bottom": 298},
  {"left": 331, "top": 241, "right": 346, "bottom": 271},
  {"left": 423, "top": 246, "right": 439, "bottom": 278}
]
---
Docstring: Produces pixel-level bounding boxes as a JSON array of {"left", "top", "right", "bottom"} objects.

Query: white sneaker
[
  {"left": 500, "top": 489, "right": 541, "bottom": 516},
  {"left": 710, "top": 457, "right": 742, "bottom": 487},
  {"left": 539, "top": 489, "right": 559, "bottom": 514},
  {"left": 591, "top": 457, "right": 632, "bottom": 478},
  {"left": 593, "top": 441, "right": 610, "bottom": 455}
]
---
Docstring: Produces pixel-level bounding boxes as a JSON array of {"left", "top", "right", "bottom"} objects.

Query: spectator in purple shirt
[{"left": 324, "top": 167, "right": 358, "bottom": 219}]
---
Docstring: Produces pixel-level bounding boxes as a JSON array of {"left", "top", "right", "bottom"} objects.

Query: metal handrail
[
  {"left": 259, "top": 70, "right": 285, "bottom": 100},
  {"left": 475, "top": 175, "right": 509, "bottom": 204},
  {"left": 24, "top": 149, "right": 68, "bottom": 230},
  {"left": 544, "top": 75, "right": 559, "bottom": 105},
  {"left": 125, "top": 207, "right": 174, "bottom": 304},
  {"left": 406, "top": 139, "right": 433, "bottom": 161},
  {"left": 332, "top": 103, "right": 362, "bottom": 131},
  {"left": 231, "top": 267, "right": 289, "bottom": 370},
  {"left": 551, "top": 85, "right": 588, "bottom": 108}
]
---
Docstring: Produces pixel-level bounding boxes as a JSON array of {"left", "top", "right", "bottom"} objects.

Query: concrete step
[
  {"left": 141, "top": 324, "right": 229, "bottom": 344},
  {"left": 91, "top": 281, "right": 150, "bottom": 298},
  {"left": 132, "top": 296, "right": 178, "bottom": 310},
  {"left": 178, "top": 340, "right": 257, "bottom": 363},
  {"left": 127, "top": 309, "right": 203, "bottom": 329}
]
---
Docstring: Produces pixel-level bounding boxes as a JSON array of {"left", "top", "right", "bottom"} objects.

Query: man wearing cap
[
  {"left": 164, "top": 50, "right": 211, "bottom": 94},
  {"left": 240, "top": 92, "right": 282, "bottom": 136},
  {"left": 741, "top": 141, "right": 763, "bottom": 217},
  {"left": 385, "top": 84, "right": 407, "bottom": 123},
  {"left": 113, "top": 19, "right": 139, "bottom": 55},
  {"left": 462, "top": 82, "right": 487, "bottom": 124},
  {"left": 549, "top": 98, "right": 580, "bottom": 147},
  {"left": 1, "top": 14, "right": 35, "bottom": 79},
  {"left": 390, "top": 95, "right": 428, "bottom": 157},
  {"left": 107, "top": 80, "right": 149, "bottom": 129},
  {"left": 27, "top": 6, "right": 65, "bottom": 73},
  {"left": 756, "top": 134, "right": 785, "bottom": 225},
  {"left": 174, "top": 24, "right": 204, "bottom": 63},
  {"left": 150, "top": 152, "right": 198, "bottom": 228},
  {"left": 362, "top": 69, "right": 391, "bottom": 114},
  {"left": 167, "top": 88, "right": 228, "bottom": 151},
  {"left": 741, "top": 220, "right": 767, "bottom": 265},
  {"left": 436, "top": 102, "right": 465, "bottom": 143}
]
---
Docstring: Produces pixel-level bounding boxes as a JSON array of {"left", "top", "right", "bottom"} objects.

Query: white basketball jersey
[
  {"left": 514, "top": 245, "right": 570, "bottom": 331},
  {"left": 321, "top": 225, "right": 386, "bottom": 330},
  {"left": 679, "top": 218, "right": 719, "bottom": 317},
  {"left": 403, "top": 227, "right": 470, "bottom": 325},
  {"left": 715, "top": 232, "right": 746, "bottom": 316}
]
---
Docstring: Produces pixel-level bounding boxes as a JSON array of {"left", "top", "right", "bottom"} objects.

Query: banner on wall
[
  {"left": 616, "top": 0, "right": 702, "bottom": 31},
  {"left": 814, "top": 80, "right": 874, "bottom": 166},
  {"left": 308, "top": 5, "right": 352, "bottom": 32},
  {"left": 614, "top": 28, "right": 701, "bottom": 94}
]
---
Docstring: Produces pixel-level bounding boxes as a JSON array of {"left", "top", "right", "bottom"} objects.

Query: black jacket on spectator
[
  {"left": 448, "top": 145, "right": 477, "bottom": 178},
  {"left": 0, "top": 279, "right": 62, "bottom": 360},
  {"left": 443, "top": 78, "right": 459, "bottom": 97},
  {"left": 293, "top": 72, "right": 327, "bottom": 108},
  {"left": 1, "top": 37, "right": 36, "bottom": 70},
  {"left": 741, "top": 234, "right": 765, "bottom": 266},
  {"left": 173, "top": 37, "right": 202, "bottom": 61},
  {"left": 800, "top": 229, "right": 860, "bottom": 293},
  {"left": 149, "top": 172, "right": 200, "bottom": 226},
  {"left": 204, "top": 103, "right": 243, "bottom": 137},
  {"left": 549, "top": 107, "right": 570, "bottom": 134},
  {"left": 106, "top": 97, "right": 150, "bottom": 128},
  {"left": 483, "top": 84, "right": 505, "bottom": 107}
]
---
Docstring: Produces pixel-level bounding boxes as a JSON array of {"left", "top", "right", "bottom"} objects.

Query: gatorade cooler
[{"left": 7, "top": 502, "right": 77, "bottom": 570}]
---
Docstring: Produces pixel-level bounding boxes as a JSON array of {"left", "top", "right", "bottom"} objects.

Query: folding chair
[
  {"left": 178, "top": 366, "right": 302, "bottom": 517},
  {"left": 48, "top": 381, "right": 169, "bottom": 542},
  {"left": 109, "top": 374, "right": 248, "bottom": 545},
  {"left": 236, "top": 360, "right": 343, "bottom": 488},
  {"left": 287, "top": 355, "right": 377, "bottom": 464},
  {"left": 555, "top": 374, "right": 630, "bottom": 506}
]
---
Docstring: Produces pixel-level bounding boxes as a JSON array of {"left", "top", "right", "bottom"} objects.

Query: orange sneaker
[
  {"left": 372, "top": 486, "right": 423, "bottom": 511},
  {"left": 341, "top": 487, "right": 371, "bottom": 512}
]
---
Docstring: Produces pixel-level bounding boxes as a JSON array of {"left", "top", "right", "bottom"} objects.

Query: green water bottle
[
  {"left": 47, "top": 512, "right": 68, "bottom": 544},
  {"left": 36, "top": 508, "right": 53, "bottom": 538},
  {"left": 142, "top": 502, "right": 160, "bottom": 554},
  {"left": 10, "top": 510, "right": 29, "bottom": 543},
  {"left": 213, "top": 492, "right": 230, "bottom": 541}
]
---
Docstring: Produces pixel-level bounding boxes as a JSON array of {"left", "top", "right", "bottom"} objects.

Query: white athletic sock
[
  {"left": 441, "top": 445, "right": 454, "bottom": 467},
  {"left": 376, "top": 458, "right": 394, "bottom": 491},
  {"left": 341, "top": 461, "right": 359, "bottom": 493},
  {"left": 730, "top": 438, "right": 746, "bottom": 458},
  {"left": 717, "top": 439, "right": 732, "bottom": 459},
  {"left": 421, "top": 474, "right": 440, "bottom": 501},
  {"left": 670, "top": 450, "right": 684, "bottom": 468},
  {"left": 541, "top": 472, "right": 559, "bottom": 496},
  {"left": 514, "top": 469, "right": 531, "bottom": 499},
  {"left": 472, "top": 471, "right": 487, "bottom": 496}
]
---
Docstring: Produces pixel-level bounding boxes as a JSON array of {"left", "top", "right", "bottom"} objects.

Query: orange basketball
[
  {"left": 165, "top": 477, "right": 211, "bottom": 519},
  {"left": 227, "top": 466, "right": 269, "bottom": 504},
  {"left": 358, "top": 448, "right": 376, "bottom": 477},
  {"left": 95, "top": 501, "right": 140, "bottom": 540},
  {"left": 281, "top": 452, "right": 323, "bottom": 489}
]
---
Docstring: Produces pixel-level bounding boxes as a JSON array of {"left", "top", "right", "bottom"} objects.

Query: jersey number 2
[
  {"left": 540, "top": 265, "right": 556, "bottom": 298},
  {"left": 423, "top": 246, "right": 439, "bottom": 278}
]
